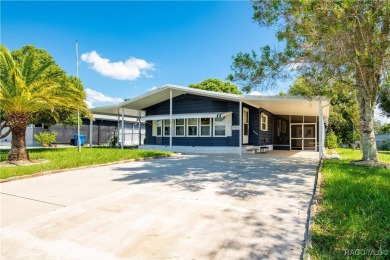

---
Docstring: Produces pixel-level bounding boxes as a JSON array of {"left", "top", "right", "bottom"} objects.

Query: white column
[
  {"left": 318, "top": 101, "right": 323, "bottom": 159},
  {"left": 89, "top": 118, "right": 93, "bottom": 148},
  {"left": 138, "top": 111, "right": 141, "bottom": 145},
  {"left": 169, "top": 89, "right": 173, "bottom": 151},
  {"left": 239, "top": 101, "right": 242, "bottom": 156},
  {"left": 121, "top": 108, "right": 124, "bottom": 149},
  {"left": 131, "top": 123, "right": 134, "bottom": 145}
]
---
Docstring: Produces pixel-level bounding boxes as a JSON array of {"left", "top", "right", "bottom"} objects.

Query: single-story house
[{"left": 91, "top": 85, "right": 330, "bottom": 157}]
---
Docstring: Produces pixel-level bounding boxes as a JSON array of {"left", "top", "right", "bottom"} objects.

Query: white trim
[
  {"left": 239, "top": 101, "right": 242, "bottom": 156},
  {"left": 243, "top": 108, "right": 249, "bottom": 144},
  {"left": 143, "top": 112, "right": 232, "bottom": 121},
  {"left": 213, "top": 117, "right": 227, "bottom": 137},
  {"left": 169, "top": 89, "right": 172, "bottom": 151},
  {"left": 175, "top": 118, "right": 186, "bottom": 137},
  {"left": 260, "top": 113, "right": 268, "bottom": 131},
  {"left": 187, "top": 118, "right": 199, "bottom": 137},
  {"left": 139, "top": 145, "right": 240, "bottom": 154},
  {"left": 199, "top": 118, "right": 212, "bottom": 137}
]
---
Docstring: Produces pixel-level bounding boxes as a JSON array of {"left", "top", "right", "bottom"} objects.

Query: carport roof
[{"left": 90, "top": 84, "right": 330, "bottom": 119}]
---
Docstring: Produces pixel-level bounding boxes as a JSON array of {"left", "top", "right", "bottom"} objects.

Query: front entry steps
[{"left": 243, "top": 145, "right": 270, "bottom": 154}]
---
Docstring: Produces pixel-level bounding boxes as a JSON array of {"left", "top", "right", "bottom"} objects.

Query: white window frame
[
  {"left": 260, "top": 113, "right": 268, "bottom": 131},
  {"left": 156, "top": 120, "right": 162, "bottom": 136},
  {"left": 187, "top": 118, "right": 198, "bottom": 137},
  {"left": 200, "top": 118, "right": 211, "bottom": 137},
  {"left": 213, "top": 117, "right": 226, "bottom": 137},
  {"left": 163, "top": 119, "right": 171, "bottom": 136},
  {"left": 175, "top": 119, "right": 185, "bottom": 137}
]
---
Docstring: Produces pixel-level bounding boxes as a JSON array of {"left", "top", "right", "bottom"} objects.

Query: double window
[{"left": 153, "top": 116, "right": 230, "bottom": 137}]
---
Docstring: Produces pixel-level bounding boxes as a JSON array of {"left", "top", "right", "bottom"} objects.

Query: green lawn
[
  {"left": 0, "top": 148, "right": 171, "bottom": 179},
  {"left": 310, "top": 148, "right": 390, "bottom": 259}
]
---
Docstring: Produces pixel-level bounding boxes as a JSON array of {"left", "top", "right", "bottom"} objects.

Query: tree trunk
[
  {"left": 357, "top": 92, "right": 378, "bottom": 162},
  {"left": 7, "top": 112, "right": 31, "bottom": 161}
]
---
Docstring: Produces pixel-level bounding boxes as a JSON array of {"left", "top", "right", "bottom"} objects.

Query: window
[
  {"left": 163, "top": 119, "right": 171, "bottom": 136},
  {"left": 200, "top": 118, "right": 211, "bottom": 136},
  {"left": 156, "top": 120, "right": 162, "bottom": 136},
  {"left": 187, "top": 118, "right": 198, "bottom": 136},
  {"left": 260, "top": 113, "right": 268, "bottom": 131},
  {"left": 214, "top": 117, "right": 226, "bottom": 136},
  {"left": 175, "top": 119, "right": 185, "bottom": 136}
]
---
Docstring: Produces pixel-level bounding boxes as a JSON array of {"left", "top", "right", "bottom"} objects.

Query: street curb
[
  {"left": 0, "top": 153, "right": 181, "bottom": 183},
  {"left": 302, "top": 158, "right": 323, "bottom": 260}
]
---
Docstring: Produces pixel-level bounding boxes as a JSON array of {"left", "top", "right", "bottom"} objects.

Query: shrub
[
  {"left": 326, "top": 131, "right": 338, "bottom": 149},
  {"left": 34, "top": 131, "right": 57, "bottom": 147},
  {"left": 109, "top": 136, "right": 118, "bottom": 147},
  {"left": 380, "top": 140, "right": 390, "bottom": 151}
]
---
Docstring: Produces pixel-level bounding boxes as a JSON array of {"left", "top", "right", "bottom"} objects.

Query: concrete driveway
[{"left": 1, "top": 152, "right": 319, "bottom": 259}]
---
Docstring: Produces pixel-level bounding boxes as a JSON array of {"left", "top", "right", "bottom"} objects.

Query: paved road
[{"left": 1, "top": 153, "right": 319, "bottom": 259}]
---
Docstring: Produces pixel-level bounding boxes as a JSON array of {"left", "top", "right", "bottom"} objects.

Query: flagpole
[{"left": 76, "top": 40, "right": 81, "bottom": 152}]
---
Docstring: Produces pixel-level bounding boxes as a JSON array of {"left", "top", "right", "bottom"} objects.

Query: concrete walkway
[{"left": 1, "top": 153, "right": 319, "bottom": 259}]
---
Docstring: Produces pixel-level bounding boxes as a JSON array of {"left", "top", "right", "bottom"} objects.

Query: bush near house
[
  {"left": 34, "top": 131, "right": 57, "bottom": 147},
  {"left": 325, "top": 130, "right": 338, "bottom": 149},
  {"left": 310, "top": 148, "right": 390, "bottom": 259}
]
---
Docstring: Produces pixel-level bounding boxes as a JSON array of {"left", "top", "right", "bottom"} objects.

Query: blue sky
[
  {"left": 2, "top": 1, "right": 389, "bottom": 123},
  {"left": 2, "top": 1, "right": 285, "bottom": 106}
]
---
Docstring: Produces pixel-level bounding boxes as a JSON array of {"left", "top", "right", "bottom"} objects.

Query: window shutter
[
  {"left": 225, "top": 113, "right": 232, "bottom": 136},
  {"left": 152, "top": 120, "right": 157, "bottom": 136}
]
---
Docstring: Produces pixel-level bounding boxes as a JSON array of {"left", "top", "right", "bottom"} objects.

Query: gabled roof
[{"left": 90, "top": 84, "right": 330, "bottom": 119}]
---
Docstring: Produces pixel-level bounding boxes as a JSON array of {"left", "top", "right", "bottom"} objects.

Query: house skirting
[{"left": 139, "top": 145, "right": 241, "bottom": 154}]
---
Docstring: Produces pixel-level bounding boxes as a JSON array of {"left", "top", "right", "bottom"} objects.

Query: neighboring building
[
  {"left": 92, "top": 85, "right": 330, "bottom": 156},
  {"left": 0, "top": 115, "right": 145, "bottom": 147},
  {"left": 376, "top": 133, "right": 390, "bottom": 149}
]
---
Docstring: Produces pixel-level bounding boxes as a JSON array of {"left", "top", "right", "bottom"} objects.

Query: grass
[
  {"left": 0, "top": 147, "right": 171, "bottom": 179},
  {"left": 310, "top": 148, "right": 390, "bottom": 259}
]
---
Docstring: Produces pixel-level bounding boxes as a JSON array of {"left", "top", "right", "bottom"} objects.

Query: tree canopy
[
  {"left": 228, "top": 0, "right": 389, "bottom": 162},
  {"left": 189, "top": 78, "right": 242, "bottom": 95},
  {"left": 0, "top": 45, "right": 90, "bottom": 161}
]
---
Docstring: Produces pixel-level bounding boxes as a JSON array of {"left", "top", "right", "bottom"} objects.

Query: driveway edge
[
  {"left": 302, "top": 158, "right": 323, "bottom": 260},
  {"left": 0, "top": 153, "right": 181, "bottom": 183}
]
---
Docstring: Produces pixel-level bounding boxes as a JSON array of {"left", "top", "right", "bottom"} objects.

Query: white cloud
[
  {"left": 81, "top": 51, "right": 155, "bottom": 81},
  {"left": 147, "top": 86, "right": 158, "bottom": 91},
  {"left": 85, "top": 88, "right": 123, "bottom": 108}
]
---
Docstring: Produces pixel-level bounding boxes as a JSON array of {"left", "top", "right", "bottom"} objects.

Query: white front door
[{"left": 243, "top": 108, "right": 249, "bottom": 144}]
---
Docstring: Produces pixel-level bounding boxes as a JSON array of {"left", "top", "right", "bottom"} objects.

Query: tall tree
[
  {"left": 0, "top": 45, "right": 90, "bottom": 161},
  {"left": 189, "top": 78, "right": 242, "bottom": 94},
  {"left": 229, "top": 0, "right": 389, "bottom": 162}
]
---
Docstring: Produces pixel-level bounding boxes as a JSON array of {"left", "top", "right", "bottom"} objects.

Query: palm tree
[{"left": 0, "top": 45, "right": 90, "bottom": 161}]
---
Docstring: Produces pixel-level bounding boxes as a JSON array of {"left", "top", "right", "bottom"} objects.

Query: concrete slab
[{"left": 0, "top": 154, "right": 319, "bottom": 259}]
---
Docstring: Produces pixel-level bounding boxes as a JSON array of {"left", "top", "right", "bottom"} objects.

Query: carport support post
[
  {"left": 319, "top": 101, "right": 323, "bottom": 159},
  {"left": 138, "top": 111, "right": 141, "bottom": 145},
  {"left": 121, "top": 108, "right": 124, "bottom": 149},
  {"left": 239, "top": 100, "right": 242, "bottom": 156},
  {"left": 89, "top": 118, "right": 93, "bottom": 148},
  {"left": 169, "top": 89, "right": 173, "bottom": 151}
]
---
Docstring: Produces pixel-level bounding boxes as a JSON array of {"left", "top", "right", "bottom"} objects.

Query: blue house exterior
[{"left": 91, "top": 85, "right": 330, "bottom": 156}]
